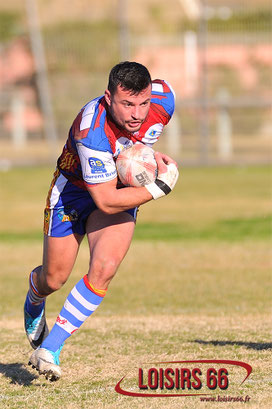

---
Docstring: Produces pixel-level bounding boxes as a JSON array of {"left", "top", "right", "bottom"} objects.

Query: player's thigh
[
  {"left": 41, "top": 233, "right": 84, "bottom": 291},
  {"left": 86, "top": 209, "right": 135, "bottom": 283}
]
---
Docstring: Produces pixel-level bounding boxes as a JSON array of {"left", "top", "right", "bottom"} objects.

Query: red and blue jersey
[{"left": 57, "top": 79, "right": 175, "bottom": 189}]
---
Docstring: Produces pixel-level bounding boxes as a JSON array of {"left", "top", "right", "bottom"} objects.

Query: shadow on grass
[
  {"left": 0, "top": 362, "right": 38, "bottom": 385},
  {"left": 194, "top": 340, "right": 272, "bottom": 351}
]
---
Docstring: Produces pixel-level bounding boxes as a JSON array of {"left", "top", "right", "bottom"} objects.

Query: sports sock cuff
[
  {"left": 83, "top": 275, "right": 107, "bottom": 297},
  {"left": 29, "top": 271, "right": 46, "bottom": 298}
]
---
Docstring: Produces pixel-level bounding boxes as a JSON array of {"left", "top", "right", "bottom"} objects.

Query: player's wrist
[
  {"left": 145, "top": 163, "right": 179, "bottom": 200},
  {"left": 145, "top": 181, "right": 165, "bottom": 200}
]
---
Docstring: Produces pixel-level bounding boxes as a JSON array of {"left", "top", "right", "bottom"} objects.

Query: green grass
[
  {"left": 0, "top": 164, "right": 271, "bottom": 408},
  {"left": 1, "top": 214, "right": 270, "bottom": 242},
  {"left": 1, "top": 164, "right": 271, "bottom": 233},
  {"left": 135, "top": 214, "right": 271, "bottom": 241}
]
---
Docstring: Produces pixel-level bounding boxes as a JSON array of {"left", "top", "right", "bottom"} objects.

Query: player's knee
[
  {"left": 90, "top": 256, "right": 121, "bottom": 285},
  {"left": 99, "top": 258, "right": 119, "bottom": 279}
]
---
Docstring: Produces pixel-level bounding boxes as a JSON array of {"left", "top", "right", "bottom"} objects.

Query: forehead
[{"left": 113, "top": 84, "right": 152, "bottom": 101}]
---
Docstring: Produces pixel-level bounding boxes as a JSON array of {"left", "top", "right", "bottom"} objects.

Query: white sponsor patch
[{"left": 77, "top": 143, "right": 117, "bottom": 184}]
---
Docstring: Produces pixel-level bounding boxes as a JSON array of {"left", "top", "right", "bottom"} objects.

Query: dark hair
[{"left": 107, "top": 61, "right": 151, "bottom": 95}]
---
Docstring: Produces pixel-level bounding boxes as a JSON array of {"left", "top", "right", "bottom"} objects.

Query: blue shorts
[{"left": 44, "top": 170, "right": 138, "bottom": 237}]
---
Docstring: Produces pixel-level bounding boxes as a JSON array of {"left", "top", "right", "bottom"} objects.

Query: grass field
[{"left": 0, "top": 164, "right": 271, "bottom": 409}]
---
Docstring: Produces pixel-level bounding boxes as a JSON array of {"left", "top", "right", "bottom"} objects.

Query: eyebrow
[{"left": 121, "top": 98, "right": 151, "bottom": 104}]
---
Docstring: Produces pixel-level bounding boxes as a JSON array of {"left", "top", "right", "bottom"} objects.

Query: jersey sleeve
[
  {"left": 139, "top": 80, "right": 176, "bottom": 147},
  {"left": 73, "top": 97, "right": 113, "bottom": 153},
  {"left": 151, "top": 79, "right": 176, "bottom": 122},
  {"left": 76, "top": 143, "right": 117, "bottom": 185}
]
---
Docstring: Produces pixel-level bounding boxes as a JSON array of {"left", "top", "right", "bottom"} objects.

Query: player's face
[{"left": 105, "top": 84, "right": 152, "bottom": 133}]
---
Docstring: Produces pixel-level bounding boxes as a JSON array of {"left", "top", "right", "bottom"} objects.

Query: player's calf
[{"left": 38, "top": 275, "right": 107, "bottom": 360}]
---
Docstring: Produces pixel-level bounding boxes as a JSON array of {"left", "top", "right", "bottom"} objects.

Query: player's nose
[{"left": 131, "top": 105, "right": 140, "bottom": 119}]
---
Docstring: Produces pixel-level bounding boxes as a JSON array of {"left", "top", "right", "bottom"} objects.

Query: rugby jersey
[{"left": 57, "top": 79, "right": 175, "bottom": 188}]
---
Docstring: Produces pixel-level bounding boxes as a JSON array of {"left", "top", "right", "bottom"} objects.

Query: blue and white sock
[
  {"left": 41, "top": 275, "right": 106, "bottom": 352},
  {"left": 25, "top": 270, "right": 46, "bottom": 318}
]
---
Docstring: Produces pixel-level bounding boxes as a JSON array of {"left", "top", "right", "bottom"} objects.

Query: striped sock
[
  {"left": 25, "top": 270, "right": 46, "bottom": 318},
  {"left": 41, "top": 275, "right": 106, "bottom": 352}
]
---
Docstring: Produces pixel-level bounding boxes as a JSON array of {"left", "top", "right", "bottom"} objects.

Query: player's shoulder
[
  {"left": 152, "top": 79, "right": 175, "bottom": 96},
  {"left": 72, "top": 96, "right": 112, "bottom": 153},
  {"left": 151, "top": 79, "right": 175, "bottom": 117},
  {"left": 80, "top": 96, "right": 105, "bottom": 131}
]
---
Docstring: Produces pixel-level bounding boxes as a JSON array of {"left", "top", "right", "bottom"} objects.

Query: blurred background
[{"left": 0, "top": 0, "right": 271, "bottom": 167}]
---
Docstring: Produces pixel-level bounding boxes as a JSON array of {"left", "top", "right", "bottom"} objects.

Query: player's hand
[
  {"left": 154, "top": 151, "right": 178, "bottom": 171},
  {"left": 145, "top": 152, "right": 179, "bottom": 200}
]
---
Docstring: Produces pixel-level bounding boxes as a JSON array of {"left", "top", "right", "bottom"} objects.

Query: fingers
[
  {"left": 154, "top": 151, "right": 178, "bottom": 172},
  {"left": 154, "top": 151, "right": 168, "bottom": 173}
]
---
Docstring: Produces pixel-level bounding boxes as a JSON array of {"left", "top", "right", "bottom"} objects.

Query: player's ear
[{"left": 104, "top": 89, "right": 112, "bottom": 106}]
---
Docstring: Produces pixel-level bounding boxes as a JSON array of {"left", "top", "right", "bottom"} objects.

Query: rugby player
[{"left": 24, "top": 61, "right": 179, "bottom": 380}]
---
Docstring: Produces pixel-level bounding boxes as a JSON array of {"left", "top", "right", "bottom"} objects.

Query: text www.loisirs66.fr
[{"left": 200, "top": 395, "right": 251, "bottom": 403}]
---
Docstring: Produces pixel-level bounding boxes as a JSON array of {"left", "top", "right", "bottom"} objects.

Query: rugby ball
[{"left": 116, "top": 144, "right": 157, "bottom": 187}]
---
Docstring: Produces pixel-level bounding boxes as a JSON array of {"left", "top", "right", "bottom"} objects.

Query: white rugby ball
[{"left": 116, "top": 144, "right": 158, "bottom": 187}]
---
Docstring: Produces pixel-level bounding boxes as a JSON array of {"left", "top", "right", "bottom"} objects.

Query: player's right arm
[
  {"left": 86, "top": 178, "right": 152, "bottom": 214},
  {"left": 80, "top": 151, "right": 178, "bottom": 214},
  {"left": 77, "top": 142, "right": 179, "bottom": 214}
]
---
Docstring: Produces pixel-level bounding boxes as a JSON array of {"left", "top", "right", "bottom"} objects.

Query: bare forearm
[
  {"left": 88, "top": 185, "right": 153, "bottom": 214},
  {"left": 86, "top": 152, "right": 179, "bottom": 214}
]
